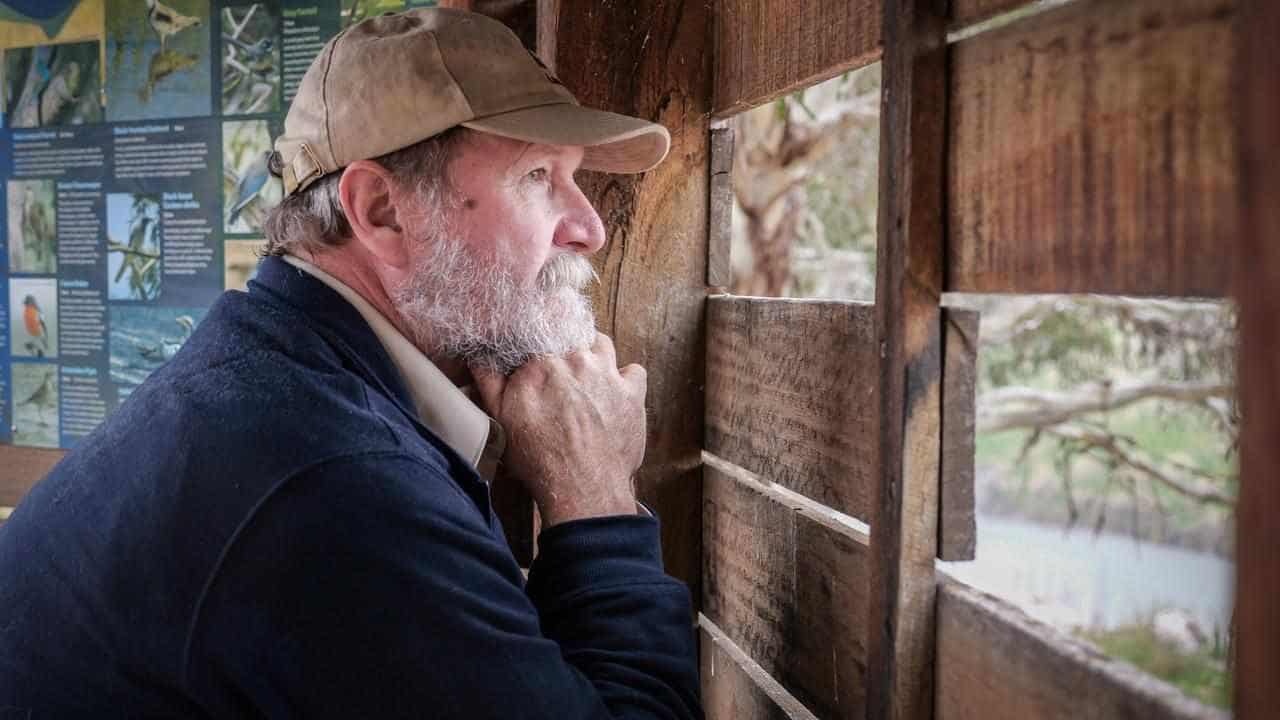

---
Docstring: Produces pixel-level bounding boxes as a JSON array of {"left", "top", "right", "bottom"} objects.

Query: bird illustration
[
  {"left": 17, "top": 369, "right": 56, "bottom": 425},
  {"left": 138, "top": 315, "right": 195, "bottom": 362},
  {"left": 226, "top": 151, "right": 270, "bottom": 228},
  {"left": 21, "top": 185, "right": 53, "bottom": 268},
  {"left": 146, "top": 0, "right": 203, "bottom": 52},
  {"left": 38, "top": 61, "right": 79, "bottom": 125},
  {"left": 115, "top": 215, "right": 154, "bottom": 284},
  {"left": 140, "top": 49, "right": 198, "bottom": 104},
  {"left": 224, "top": 35, "right": 273, "bottom": 64},
  {"left": 22, "top": 294, "right": 50, "bottom": 357}
]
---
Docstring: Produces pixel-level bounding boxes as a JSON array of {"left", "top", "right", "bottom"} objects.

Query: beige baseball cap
[{"left": 274, "top": 7, "right": 671, "bottom": 196}]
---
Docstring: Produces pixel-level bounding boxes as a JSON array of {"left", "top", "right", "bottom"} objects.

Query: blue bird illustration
[
  {"left": 224, "top": 35, "right": 274, "bottom": 64},
  {"left": 226, "top": 151, "right": 270, "bottom": 228},
  {"left": 33, "top": 50, "right": 51, "bottom": 84}
]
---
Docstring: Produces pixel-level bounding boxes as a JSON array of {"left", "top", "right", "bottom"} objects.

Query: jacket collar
[
  {"left": 280, "top": 254, "right": 504, "bottom": 480},
  {"left": 248, "top": 256, "right": 457, "bottom": 458}
]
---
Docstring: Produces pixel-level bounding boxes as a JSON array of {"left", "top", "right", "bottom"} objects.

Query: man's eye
[{"left": 527, "top": 168, "right": 549, "bottom": 183}]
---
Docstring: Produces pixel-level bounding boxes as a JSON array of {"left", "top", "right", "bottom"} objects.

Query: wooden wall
[
  {"left": 538, "top": 0, "right": 711, "bottom": 593},
  {"left": 703, "top": 0, "right": 1254, "bottom": 719},
  {"left": 1234, "top": 0, "right": 1280, "bottom": 714}
]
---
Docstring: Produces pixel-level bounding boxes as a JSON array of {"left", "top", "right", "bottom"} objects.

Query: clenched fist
[{"left": 472, "top": 333, "right": 647, "bottom": 527}]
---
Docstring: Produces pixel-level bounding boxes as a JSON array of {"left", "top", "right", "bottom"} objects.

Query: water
[{"left": 941, "top": 515, "right": 1235, "bottom": 638}]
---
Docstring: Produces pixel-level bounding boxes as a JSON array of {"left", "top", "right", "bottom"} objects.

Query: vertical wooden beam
[
  {"left": 1234, "top": 0, "right": 1280, "bottom": 716},
  {"left": 938, "top": 308, "right": 978, "bottom": 562},
  {"left": 867, "top": 0, "right": 949, "bottom": 719},
  {"left": 708, "top": 127, "right": 735, "bottom": 289},
  {"left": 538, "top": 0, "right": 712, "bottom": 594}
]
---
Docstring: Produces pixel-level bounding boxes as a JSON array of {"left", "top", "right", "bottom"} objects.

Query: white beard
[{"left": 392, "top": 232, "right": 598, "bottom": 374}]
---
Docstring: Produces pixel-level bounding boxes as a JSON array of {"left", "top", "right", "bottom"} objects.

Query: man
[{"left": 0, "top": 9, "right": 701, "bottom": 718}]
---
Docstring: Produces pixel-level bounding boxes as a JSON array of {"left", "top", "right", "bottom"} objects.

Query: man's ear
[{"left": 338, "top": 160, "right": 411, "bottom": 269}]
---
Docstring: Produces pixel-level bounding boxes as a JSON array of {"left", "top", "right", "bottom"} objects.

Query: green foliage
[
  {"left": 983, "top": 308, "right": 1115, "bottom": 389},
  {"left": 1076, "top": 624, "right": 1232, "bottom": 709}
]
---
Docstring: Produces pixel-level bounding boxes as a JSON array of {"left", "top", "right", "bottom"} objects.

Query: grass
[{"left": 1076, "top": 624, "right": 1232, "bottom": 709}]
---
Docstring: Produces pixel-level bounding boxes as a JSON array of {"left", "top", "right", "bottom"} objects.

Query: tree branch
[
  {"left": 978, "top": 378, "right": 1232, "bottom": 433},
  {"left": 1045, "top": 424, "right": 1236, "bottom": 508}
]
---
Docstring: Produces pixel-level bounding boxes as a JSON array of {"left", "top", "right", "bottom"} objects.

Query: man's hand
[{"left": 472, "top": 333, "right": 647, "bottom": 527}]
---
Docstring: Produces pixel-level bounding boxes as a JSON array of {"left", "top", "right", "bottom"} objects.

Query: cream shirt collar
[{"left": 282, "top": 254, "right": 504, "bottom": 480}]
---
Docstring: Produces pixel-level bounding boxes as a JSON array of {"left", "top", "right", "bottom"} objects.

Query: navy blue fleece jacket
[{"left": 0, "top": 256, "right": 701, "bottom": 719}]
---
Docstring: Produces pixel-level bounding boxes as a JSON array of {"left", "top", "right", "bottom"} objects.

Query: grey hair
[{"left": 262, "top": 127, "right": 470, "bottom": 257}]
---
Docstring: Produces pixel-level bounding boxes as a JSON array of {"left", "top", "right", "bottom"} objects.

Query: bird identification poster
[{"left": 0, "top": 0, "right": 437, "bottom": 449}]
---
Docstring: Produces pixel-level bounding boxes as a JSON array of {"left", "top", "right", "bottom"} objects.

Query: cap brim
[{"left": 462, "top": 103, "right": 670, "bottom": 174}]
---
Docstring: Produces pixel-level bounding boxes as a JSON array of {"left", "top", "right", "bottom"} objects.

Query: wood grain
[
  {"left": 1234, "top": 0, "right": 1279, "bottom": 715},
  {"left": 949, "top": 0, "right": 1034, "bottom": 30},
  {"left": 539, "top": 0, "right": 711, "bottom": 596},
  {"left": 700, "top": 614, "right": 818, "bottom": 720},
  {"left": 947, "top": 0, "right": 1238, "bottom": 297},
  {"left": 713, "top": 0, "right": 881, "bottom": 118},
  {"left": 708, "top": 127, "right": 734, "bottom": 288},
  {"left": 938, "top": 308, "right": 978, "bottom": 561},
  {"left": 0, "top": 446, "right": 62, "bottom": 507},
  {"left": 936, "top": 581, "right": 1228, "bottom": 720},
  {"left": 706, "top": 295, "right": 878, "bottom": 522},
  {"left": 866, "top": 0, "right": 948, "bottom": 718},
  {"left": 703, "top": 457, "right": 869, "bottom": 720}
]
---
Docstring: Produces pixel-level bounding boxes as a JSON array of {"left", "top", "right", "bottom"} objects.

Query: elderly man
[{"left": 0, "top": 9, "right": 701, "bottom": 718}]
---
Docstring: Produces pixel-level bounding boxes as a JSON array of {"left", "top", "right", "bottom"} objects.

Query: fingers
[
  {"left": 619, "top": 362, "right": 648, "bottom": 398},
  {"left": 470, "top": 364, "right": 508, "bottom": 414},
  {"left": 591, "top": 332, "right": 617, "bottom": 366}
]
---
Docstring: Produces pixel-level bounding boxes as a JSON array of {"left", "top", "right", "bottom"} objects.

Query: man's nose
[{"left": 553, "top": 186, "right": 607, "bottom": 255}]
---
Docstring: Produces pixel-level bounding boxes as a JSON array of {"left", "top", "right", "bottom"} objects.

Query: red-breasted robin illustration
[{"left": 22, "top": 294, "right": 50, "bottom": 357}]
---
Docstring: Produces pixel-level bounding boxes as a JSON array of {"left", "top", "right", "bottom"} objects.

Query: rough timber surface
[
  {"left": 539, "top": 0, "right": 711, "bottom": 594},
  {"left": 948, "top": 0, "right": 1034, "bottom": 30},
  {"left": 866, "top": 0, "right": 948, "bottom": 718},
  {"left": 702, "top": 458, "right": 870, "bottom": 720},
  {"left": 1234, "top": 0, "right": 1280, "bottom": 715},
  {"left": 936, "top": 581, "right": 1229, "bottom": 720},
  {"left": 947, "top": 0, "right": 1237, "bottom": 297},
  {"left": 938, "top": 308, "right": 978, "bottom": 561},
  {"left": 708, "top": 127, "right": 735, "bottom": 288},
  {"left": 713, "top": 0, "right": 881, "bottom": 117},
  {"left": 700, "top": 614, "right": 818, "bottom": 720},
  {"left": 706, "top": 295, "right": 878, "bottom": 521}
]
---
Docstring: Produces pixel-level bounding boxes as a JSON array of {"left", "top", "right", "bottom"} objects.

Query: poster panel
[{"left": 0, "top": 0, "right": 438, "bottom": 448}]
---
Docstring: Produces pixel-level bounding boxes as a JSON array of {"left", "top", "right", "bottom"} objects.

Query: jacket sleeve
[{"left": 183, "top": 452, "right": 702, "bottom": 720}]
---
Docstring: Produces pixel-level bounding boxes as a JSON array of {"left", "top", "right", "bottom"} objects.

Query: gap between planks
[
  {"left": 699, "top": 612, "right": 821, "bottom": 720},
  {"left": 701, "top": 450, "right": 871, "bottom": 545}
]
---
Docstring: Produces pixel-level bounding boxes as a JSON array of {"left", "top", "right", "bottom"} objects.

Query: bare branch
[
  {"left": 1046, "top": 425, "right": 1236, "bottom": 508},
  {"left": 977, "top": 379, "right": 1232, "bottom": 434}
]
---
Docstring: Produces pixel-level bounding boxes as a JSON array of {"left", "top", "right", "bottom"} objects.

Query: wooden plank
[
  {"left": 938, "top": 308, "right": 978, "bottom": 561},
  {"left": 949, "top": 0, "right": 1034, "bottom": 30},
  {"left": 539, "top": 0, "right": 710, "bottom": 597},
  {"left": 713, "top": 0, "right": 881, "bottom": 118},
  {"left": 705, "top": 295, "right": 878, "bottom": 521},
  {"left": 1234, "top": 0, "right": 1280, "bottom": 716},
  {"left": 708, "top": 127, "right": 734, "bottom": 288},
  {"left": 947, "top": 0, "right": 1237, "bottom": 297},
  {"left": 865, "top": 0, "right": 947, "bottom": 718},
  {"left": 702, "top": 457, "right": 869, "bottom": 720},
  {"left": 936, "top": 581, "right": 1229, "bottom": 720},
  {"left": 700, "top": 615, "right": 818, "bottom": 720},
  {"left": 0, "top": 446, "right": 62, "bottom": 507}
]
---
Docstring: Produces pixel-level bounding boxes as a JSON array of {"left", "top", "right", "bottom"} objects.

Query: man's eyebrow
[{"left": 507, "top": 143, "right": 563, "bottom": 174}]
